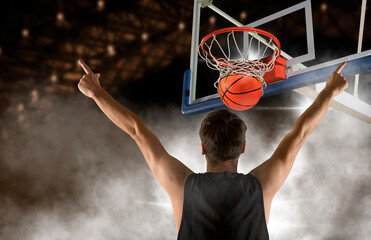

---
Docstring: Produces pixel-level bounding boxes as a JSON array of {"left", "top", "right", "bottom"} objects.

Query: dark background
[{"left": 0, "top": 0, "right": 370, "bottom": 239}]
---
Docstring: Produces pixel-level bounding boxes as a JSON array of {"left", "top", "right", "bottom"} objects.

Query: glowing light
[
  {"left": 247, "top": 51, "right": 258, "bottom": 60},
  {"left": 240, "top": 11, "right": 247, "bottom": 20},
  {"left": 51, "top": 73, "right": 58, "bottom": 83},
  {"left": 0, "top": 46, "right": 2, "bottom": 56},
  {"left": 22, "top": 28, "right": 30, "bottom": 38},
  {"left": 321, "top": 2, "right": 328, "bottom": 12},
  {"left": 107, "top": 44, "right": 116, "bottom": 56},
  {"left": 138, "top": 201, "right": 172, "bottom": 210},
  {"left": 30, "top": 89, "right": 39, "bottom": 105},
  {"left": 209, "top": 16, "right": 216, "bottom": 25},
  {"left": 97, "top": 0, "right": 105, "bottom": 11},
  {"left": 178, "top": 22, "right": 185, "bottom": 31},
  {"left": 56, "top": 12, "right": 64, "bottom": 21},
  {"left": 141, "top": 32, "right": 149, "bottom": 41},
  {"left": 17, "top": 103, "right": 24, "bottom": 112}
]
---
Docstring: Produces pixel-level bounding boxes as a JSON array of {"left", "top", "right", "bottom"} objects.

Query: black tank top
[{"left": 177, "top": 171, "right": 269, "bottom": 240}]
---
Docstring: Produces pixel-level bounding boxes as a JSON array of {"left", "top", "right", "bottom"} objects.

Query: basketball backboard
[{"left": 181, "top": 0, "right": 371, "bottom": 125}]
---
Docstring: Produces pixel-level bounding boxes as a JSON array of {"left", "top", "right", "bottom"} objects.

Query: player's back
[{"left": 177, "top": 171, "right": 269, "bottom": 240}]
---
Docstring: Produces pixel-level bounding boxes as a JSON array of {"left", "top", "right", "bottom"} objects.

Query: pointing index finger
[
  {"left": 78, "top": 59, "right": 93, "bottom": 74},
  {"left": 335, "top": 62, "right": 346, "bottom": 74}
]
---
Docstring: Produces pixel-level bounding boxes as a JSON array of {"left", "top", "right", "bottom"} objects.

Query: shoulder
[{"left": 247, "top": 172, "right": 261, "bottom": 184}]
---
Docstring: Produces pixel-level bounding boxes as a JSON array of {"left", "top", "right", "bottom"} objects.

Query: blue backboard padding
[{"left": 182, "top": 52, "right": 371, "bottom": 115}]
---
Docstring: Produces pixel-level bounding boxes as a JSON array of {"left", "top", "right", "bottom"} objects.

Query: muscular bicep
[
  {"left": 133, "top": 121, "right": 193, "bottom": 197},
  {"left": 250, "top": 127, "right": 306, "bottom": 200}
]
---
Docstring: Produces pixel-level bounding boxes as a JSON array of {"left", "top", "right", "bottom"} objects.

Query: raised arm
[
  {"left": 77, "top": 60, "right": 193, "bottom": 197},
  {"left": 249, "top": 62, "right": 348, "bottom": 211}
]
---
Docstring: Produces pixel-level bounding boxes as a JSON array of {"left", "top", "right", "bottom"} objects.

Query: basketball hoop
[{"left": 199, "top": 27, "right": 286, "bottom": 93}]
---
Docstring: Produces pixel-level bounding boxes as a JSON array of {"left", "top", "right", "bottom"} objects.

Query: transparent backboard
[{"left": 181, "top": 0, "right": 371, "bottom": 125}]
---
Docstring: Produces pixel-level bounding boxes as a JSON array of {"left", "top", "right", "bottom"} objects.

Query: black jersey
[{"left": 177, "top": 171, "right": 269, "bottom": 240}]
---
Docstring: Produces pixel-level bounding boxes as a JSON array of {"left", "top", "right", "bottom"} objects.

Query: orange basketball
[{"left": 218, "top": 74, "right": 262, "bottom": 111}]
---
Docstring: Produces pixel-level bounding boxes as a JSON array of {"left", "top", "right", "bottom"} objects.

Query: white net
[{"left": 199, "top": 29, "right": 280, "bottom": 89}]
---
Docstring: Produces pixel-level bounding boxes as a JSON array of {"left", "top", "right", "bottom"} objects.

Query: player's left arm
[
  {"left": 250, "top": 62, "right": 348, "bottom": 202},
  {"left": 77, "top": 59, "right": 194, "bottom": 197}
]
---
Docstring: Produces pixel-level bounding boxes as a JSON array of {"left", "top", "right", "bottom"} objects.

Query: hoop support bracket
[{"left": 199, "top": 0, "right": 213, "bottom": 8}]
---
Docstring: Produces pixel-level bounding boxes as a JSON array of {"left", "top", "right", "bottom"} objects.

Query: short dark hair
[{"left": 199, "top": 109, "right": 247, "bottom": 162}]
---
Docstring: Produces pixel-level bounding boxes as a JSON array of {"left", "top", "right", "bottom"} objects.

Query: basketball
[{"left": 218, "top": 74, "right": 263, "bottom": 111}]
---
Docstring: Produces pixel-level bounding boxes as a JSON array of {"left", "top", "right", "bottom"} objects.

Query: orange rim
[{"left": 200, "top": 27, "right": 281, "bottom": 62}]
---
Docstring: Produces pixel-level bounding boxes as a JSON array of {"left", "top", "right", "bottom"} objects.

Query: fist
[
  {"left": 325, "top": 62, "right": 348, "bottom": 97},
  {"left": 77, "top": 59, "right": 102, "bottom": 98}
]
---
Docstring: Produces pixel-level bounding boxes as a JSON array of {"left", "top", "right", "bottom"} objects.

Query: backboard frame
[{"left": 187, "top": 0, "right": 315, "bottom": 107}]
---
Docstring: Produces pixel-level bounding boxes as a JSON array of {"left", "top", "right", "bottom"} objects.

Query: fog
[{"left": 1, "top": 79, "right": 370, "bottom": 240}]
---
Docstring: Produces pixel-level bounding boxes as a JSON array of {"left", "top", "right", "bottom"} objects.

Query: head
[{"left": 199, "top": 109, "right": 247, "bottom": 164}]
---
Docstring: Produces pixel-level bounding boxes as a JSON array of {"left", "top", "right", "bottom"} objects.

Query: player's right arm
[
  {"left": 77, "top": 60, "right": 193, "bottom": 201},
  {"left": 249, "top": 62, "right": 348, "bottom": 207}
]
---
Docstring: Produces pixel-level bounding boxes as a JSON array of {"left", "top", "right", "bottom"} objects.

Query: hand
[
  {"left": 324, "top": 62, "right": 348, "bottom": 97},
  {"left": 77, "top": 59, "right": 102, "bottom": 98}
]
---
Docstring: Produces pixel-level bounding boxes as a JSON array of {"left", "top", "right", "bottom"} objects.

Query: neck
[{"left": 206, "top": 159, "right": 238, "bottom": 173}]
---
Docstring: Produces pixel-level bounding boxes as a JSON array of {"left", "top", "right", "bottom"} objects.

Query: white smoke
[{"left": 0, "top": 82, "right": 370, "bottom": 240}]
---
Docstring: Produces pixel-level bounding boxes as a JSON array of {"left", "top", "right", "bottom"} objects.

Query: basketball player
[{"left": 77, "top": 59, "right": 348, "bottom": 239}]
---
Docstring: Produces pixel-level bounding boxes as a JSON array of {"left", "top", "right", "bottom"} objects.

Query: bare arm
[
  {"left": 250, "top": 62, "right": 348, "bottom": 202},
  {"left": 77, "top": 60, "right": 193, "bottom": 197}
]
